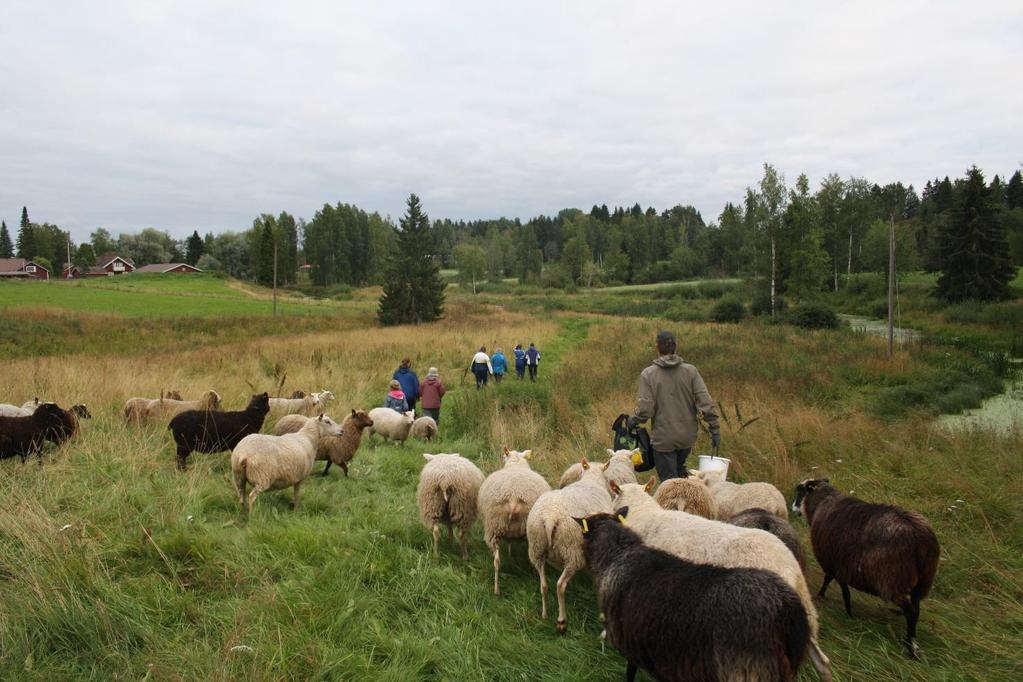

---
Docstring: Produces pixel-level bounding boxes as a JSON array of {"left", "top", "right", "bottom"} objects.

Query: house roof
[
  {"left": 96, "top": 253, "right": 135, "bottom": 268},
  {"left": 0, "top": 258, "right": 49, "bottom": 275},
  {"left": 134, "top": 263, "right": 202, "bottom": 273}
]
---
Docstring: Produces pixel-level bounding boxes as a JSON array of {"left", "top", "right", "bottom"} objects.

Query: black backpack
[{"left": 611, "top": 413, "right": 654, "bottom": 472}]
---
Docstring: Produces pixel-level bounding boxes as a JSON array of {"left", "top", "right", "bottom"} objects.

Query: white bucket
[{"left": 697, "top": 454, "right": 730, "bottom": 478}]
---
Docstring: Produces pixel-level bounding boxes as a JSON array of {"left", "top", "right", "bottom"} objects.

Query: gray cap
[{"left": 656, "top": 330, "right": 676, "bottom": 345}]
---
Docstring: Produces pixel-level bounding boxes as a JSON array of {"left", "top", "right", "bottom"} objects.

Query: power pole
[
  {"left": 272, "top": 243, "right": 278, "bottom": 318},
  {"left": 66, "top": 238, "right": 72, "bottom": 279},
  {"left": 887, "top": 214, "right": 895, "bottom": 359}
]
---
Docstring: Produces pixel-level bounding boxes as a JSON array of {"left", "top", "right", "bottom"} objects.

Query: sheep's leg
[
  {"left": 626, "top": 661, "right": 637, "bottom": 682},
  {"left": 839, "top": 582, "right": 853, "bottom": 616},
  {"left": 818, "top": 574, "right": 833, "bottom": 599},
  {"left": 341, "top": 461, "right": 349, "bottom": 477},
  {"left": 431, "top": 523, "right": 441, "bottom": 557},
  {"left": 235, "top": 477, "right": 247, "bottom": 509},
  {"left": 247, "top": 487, "right": 263, "bottom": 514},
  {"left": 535, "top": 560, "right": 549, "bottom": 619},
  {"left": 291, "top": 482, "right": 301, "bottom": 510},
  {"left": 555, "top": 565, "right": 577, "bottom": 634},
  {"left": 492, "top": 543, "right": 501, "bottom": 595},
  {"left": 458, "top": 526, "right": 470, "bottom": 561},
  {"left": 899, "top": 595, "right": 922, "bottom": 659},
  {"left": 807, "top": 638, "right": 833, "bottom": 682},
  {"left": 321, "top": 461, "right": 332, "bottom": 476}
]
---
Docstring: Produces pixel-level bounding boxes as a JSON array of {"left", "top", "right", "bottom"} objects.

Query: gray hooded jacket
[{"left": 633, "top": 354, "right": 719, "bottom": 451}]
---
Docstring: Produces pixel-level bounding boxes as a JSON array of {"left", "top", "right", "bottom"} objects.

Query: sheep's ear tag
[
  {"left": 617, "top": 514, "right": 628, "bottom": 525},
  {"left": 581, "top": 519, "right": 589, "bottom": 534},
  {"left": 630, "top": 451, "right": 644, "bottom": 466}
]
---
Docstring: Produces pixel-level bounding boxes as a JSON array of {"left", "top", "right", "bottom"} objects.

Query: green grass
[{"left": 0, "top": 281, "right": 1021, "bottom": 681}]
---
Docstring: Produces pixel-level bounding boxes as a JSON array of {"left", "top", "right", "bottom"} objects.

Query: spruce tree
[
  {"left": 16, "top": 207, "right": 36, "bottom": 259},
  {"left": 378, "top": 194, "right": 445, "bottom": 325},
  {"left": 256, "top": 221, "right": 275, "bottom": 286},
  {"left": 185, "top": 230, "right": 204, "bottom": 265},
  {"left": 0, "top": 221, "right": 13, "bottom": 257},
  {"left": 936, "top": 166, "right": 1015, "bottom": 302},
  {"left": 1006, "top": 170, "right": 1023, "bottom": 210}
]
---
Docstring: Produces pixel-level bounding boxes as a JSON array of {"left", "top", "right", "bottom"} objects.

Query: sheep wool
[
  {"left": 123, "top": 391, "right": 182, "bottom": 424},
  {"left": 410, "top": 416, "right": 438, "bottom": 442},
  {"left": 366, "top": 408, "right": 415, "bottom": 444},
  {"left": 416, "top": 453, "right": 485, "bottom": 560},
  {"left": 526, "top": 458, "right": 613, "bottom": 633},
  {"left": 477, "top": 448, "right": 552, "bottom": 595},
  {"left": 698, "top": 469, "right": 789, "bottom": 520},
  {"left": 275, "top": 409, "right": 374, "bottom": 477},
  {"left": 145, "top": 390, "right": 222, "bottom": 422},
  {"left": 557, "top": 449, "right": 638, "bottom": 489},
  {"left": 654, "top": 476, "right": 717, "bottom": 519},
  {"left": 0, "top": 403, "right": 33, "bottom": 418},
  {"left": 268, "top": 389, "right": 335, "bottom": 419},
  {"left": 231, "top": 414, "right": 343, "bottom": 512},
  {"left": 611, "top": 481, "right": 833, "bottom": 681}
]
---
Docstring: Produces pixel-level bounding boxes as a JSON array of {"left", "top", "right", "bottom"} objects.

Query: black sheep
[
  {"left": 578, "top": 509, "right": 810, "bottom": 682},
  {"left": 729, "top": 507, "right": 807, "bottom": 570},
  {"left": 169, "top": 392, "right": 270, "bottom": 470},
  {"left": 0, "top": 403, "right": 73, "bottom": 464},
  {"left": 793, "top": 478, "right": 940, "bottom": 659}
]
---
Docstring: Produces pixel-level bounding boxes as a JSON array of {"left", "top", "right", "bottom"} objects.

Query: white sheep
[
  {"left": 696, "top": 469, "right": 789, "bottom": 520},
  {"left": 611, "top": 480, "right": 833, "bottom": 681},
  {"left": 366, "top": 408, "right": 415, "bottom": 445},
  {"left": 558, "top": 449, "right": 638, "bottom": 488},
  {"left": 144, "top": 390, "right": 222, "bottom": 422},
  {"left": 268, "top": 389, "right": 335, "bottom": 418},
  {"left": 654, "top": 476, "right": 717, "bottom": 519},
  {"left": 0, "top": 403, "right": 33, "bottom": 417},
  {"left": 274, "top": 409, "right": 374, "bottom": 477},
  {"left": 477, "top": 448, "right": 552, "bottom": 595},
  {"left": 416, "top": 453, "right": 485, "bottom": 560},
  {"left": 410, "top": 416, "right": 438, "bottom": 441},
  {"left": 231, "top": 414, "right": 343, "bottom": 513},
  {"left": 527, "top": 457, "right": 613, "bottom": 633}
]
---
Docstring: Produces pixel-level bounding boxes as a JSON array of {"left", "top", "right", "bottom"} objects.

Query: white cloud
[{"left": 0, "top": 0, "right": 1020, "bottom": 240}]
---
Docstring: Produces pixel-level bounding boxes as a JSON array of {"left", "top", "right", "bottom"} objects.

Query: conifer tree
[
  {"left": 256, "top": 220, "right": 275, "bottom": 286},
  {"left": 185, "top": 230, "right": 204, "bottom": 265},
  {"left": 378, "top": 194, "right": 445, "bottom": 325},
  {"left": 0, "top": 220, "right": 13, "bottom": 257},
  {"left": 1006, "top": 170, "right": 1023, "bottom": 210},
  {"left": 16, "top": 207, "right": 36, "bottom": 259},
  {"left": 936, "top": 167, "right": 1015, "bottom": 302}
]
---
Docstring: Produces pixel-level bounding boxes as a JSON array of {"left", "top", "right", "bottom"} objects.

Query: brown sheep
[{"left": 274, "top": 409, "right": 374, "bottom": 477}]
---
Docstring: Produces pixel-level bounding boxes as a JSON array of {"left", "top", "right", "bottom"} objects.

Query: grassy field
[{"left": 0, "top": 278, "right": 1021, "bottom": 680}]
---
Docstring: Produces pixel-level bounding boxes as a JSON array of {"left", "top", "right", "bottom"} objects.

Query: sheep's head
[
  {"left": 70, "top": 404, "right": 92, "bottom": 419},
  {"left": 695, "top": 469, "right": 725, "bottom": 486},
  {"left": 290, "top": 390, "right": 306, "bottom": 399},
  {"left": 610, "top": 481, "right": 655, "bottom": 507},
  {"left": 249, "top": 393, "right": 271, "bottom": 414},
  {"left": 166, "top": 390, "right": 183, "bottom": 401},
  {"left": 199, "top": 390, "right": 222, "bottom": 410},
  {"left": 349, "top": 409, "right": 374, "bottom": 429},
  {"left": 314, "top": 390, "right": 336, "bottom": 406},
  {"left": 792, "top": 478, "right": 831, "bottom": 517},
  {"left": 316, "top": 414, "right": 344, "bottom": 438},
  {"left": 502, "top": 447, "right": 533, "bottom": 468},
  {"left": 402, "top": 410, "right": 415, "bottom": 425}
]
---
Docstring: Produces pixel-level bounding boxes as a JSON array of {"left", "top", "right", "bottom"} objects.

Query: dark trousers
[
  {"left": 423, "top": 407, "right": 440, "bottom": 425},
  {"left": 515, "top": 363, "right": 526, "bottom": 379},
  {"left": 653, "top": 447, "right": 692, "bottom": 482},
  {"left": 493, "top": 372, "right": 503, "bottom": 384},
  {"left": 406, "top": 397, "right": 417, "bottom": 415},
  {"left": 472, "top": 364, "right": 488, "bottom": 389},
  {"left": 527, "top": 364, "right": 538, "bottom": 381}
]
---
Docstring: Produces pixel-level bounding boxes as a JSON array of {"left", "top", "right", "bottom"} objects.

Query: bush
[
  {"left": 696, "top": 281, "right": 725, "bottom": 299},
  {"left": 751, "top": 291, "right": 786, "bottom": 317},
  {"left": 710, "top": 296, "right": 745, "bottom": 323},
  {"left": 539, "top": 264, "right": 572, "bottom": 290},
  {"left": 786, "top": 303, "right": 839, "bottom": 329}
]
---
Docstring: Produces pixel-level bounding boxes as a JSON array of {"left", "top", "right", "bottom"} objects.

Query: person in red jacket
[{"left": 419, "top": 367, "right": 447, "bottom": 425}]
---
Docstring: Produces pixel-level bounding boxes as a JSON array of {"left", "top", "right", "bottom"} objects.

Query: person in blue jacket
[
  {"left": 513, "top": 344, "right": 527, "bottom": 380},
  {"left": 393, "top": 357, "right": 420, "bottom": 415},
  {"left": 491, "top": 347, "right": 508, "bottom": 384}
]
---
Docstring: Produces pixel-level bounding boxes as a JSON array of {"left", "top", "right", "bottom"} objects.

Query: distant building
[
  {"left": 0, "top": 258, "right": 50, "bottom": 280},
  {"left": 62, "top": 263, "right": 82, "bottom": 279},
  {"left": 85, "top": 254, "right": 136, "bottom": 276},
  {"left": 134, "top": 263, "right": 203, "bottom": 274}
]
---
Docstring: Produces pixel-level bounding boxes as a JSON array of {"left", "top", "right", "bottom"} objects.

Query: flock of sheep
[
  {"left": 0, "top": 389, "right": 940, "bottom": 681},
  {"left": 416, "top": 447, "right": 940, "bottom": 681}
]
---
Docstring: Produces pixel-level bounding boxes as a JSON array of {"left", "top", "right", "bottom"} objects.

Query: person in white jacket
[{"left": 469, "top": 346, "right": 493, "bottom": 389}]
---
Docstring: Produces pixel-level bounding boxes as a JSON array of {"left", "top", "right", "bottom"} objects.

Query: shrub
[
  {"left": 786, "top": 303, "right": 839, "bottom": 329},
  {"left": 696, "top": 281, "right": 725, "bottom": 299},
  {"left": 750, "top": 291, "right": 786, "bottom": 317},
  {"left": 710, "top": 296, "right": 746, "bottom": 323}
]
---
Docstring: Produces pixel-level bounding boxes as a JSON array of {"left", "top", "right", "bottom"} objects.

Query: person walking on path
[
  {"left": 393, "top": 358, "right": 420, "bottom": 415},
  {"left": 469, "top": 346, "right": 493, "bottom": 389},
  {"left": 491, "top": 347, "right": 508, "bottom": 384},
  {"left": 384, "top": 379, "right": 409, "bottom": 413},
  {"left": 525, "top": 343, "right": 541, "bottom": 382},
  {"left": 420, "top": 367, "right": 446, "bottom": 425},
  {"left": 513, "top": 344, "right": 527, "bottom": 380},
  {"left": 628, "top": 330, "right": 720, "bottom": 482}
]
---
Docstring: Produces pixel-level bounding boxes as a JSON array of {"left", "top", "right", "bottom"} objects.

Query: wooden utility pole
[
  {"left": 887, "top": 214, "right": 895, "bottom": 359},
  {"left": 66, "top": 239, "right": 72, "bottom": 279},
  {"left": 272, "top": 243, "right": 278, "bottom": 318}
]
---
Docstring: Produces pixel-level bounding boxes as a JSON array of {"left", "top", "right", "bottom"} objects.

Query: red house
[
  {"left": 0, "top": 258, "right": 50, "bottom": 280},
  {"left": 85, "top": 254, "right": 136, "bottom": 276},
  {"left": 134, "top": 263, "right": 203, "bottom": 274},
  {"left": 62, "top": 262, "right": 82, "bottom": 279}
]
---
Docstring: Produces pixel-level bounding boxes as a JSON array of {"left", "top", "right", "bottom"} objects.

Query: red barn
[
  {"left": 62, "top": 262, "right": 82, "bottom": 279},
  {"left": 85, "top": 254, "right": 136, "bottom": 276},
  {"left": 134, "top": 263, "right": 203, "bottom": 274},
  {"left": 0, "top": 258, "right": 50, "bottom": 280}
]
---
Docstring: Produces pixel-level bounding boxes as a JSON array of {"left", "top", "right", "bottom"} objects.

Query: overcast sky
[{"left": 1, "top": 1, "right": 1020, "bottom": 242}]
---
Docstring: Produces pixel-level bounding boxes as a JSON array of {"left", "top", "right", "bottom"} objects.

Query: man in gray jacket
[{"left": 628, "top": 330, "right": 720, "bottom": 481}]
